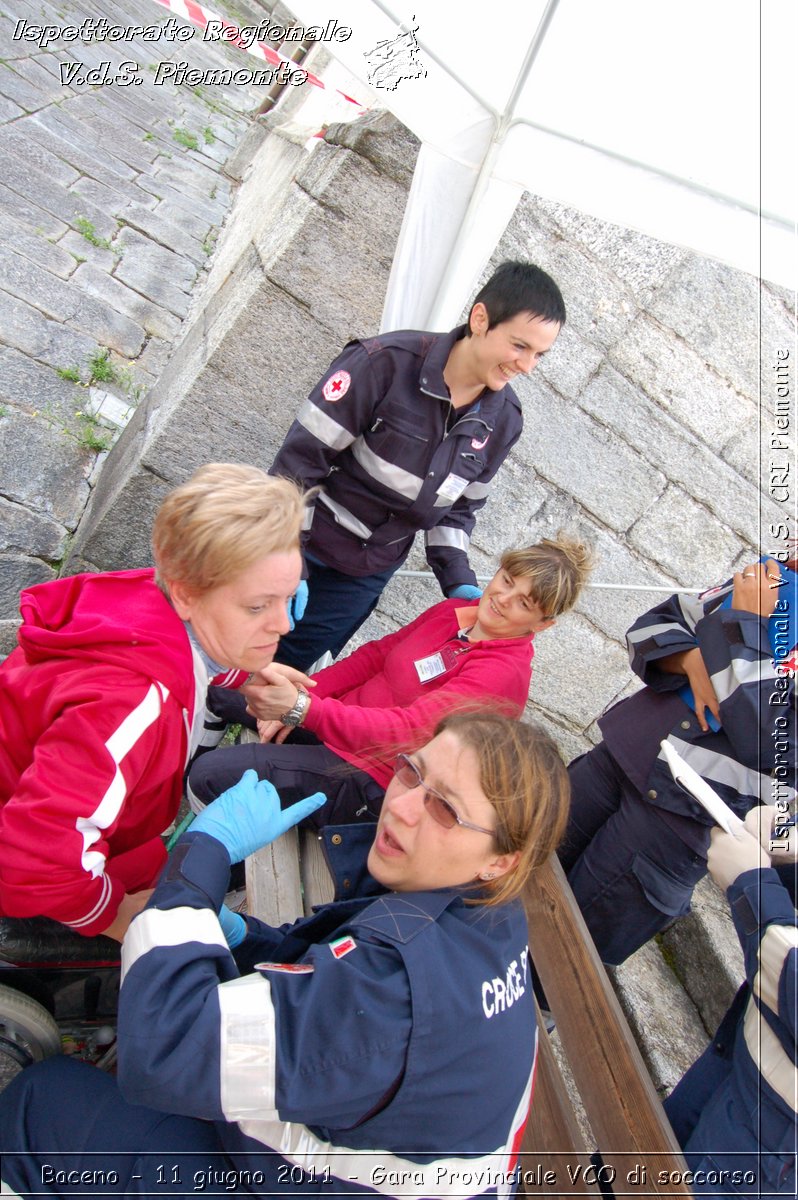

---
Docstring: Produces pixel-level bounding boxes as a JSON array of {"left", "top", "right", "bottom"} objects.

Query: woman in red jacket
[
  {"left": 0, "top": 464, "right": 307, "bottom": 941},
  {"left": 188, "top": 536, "right": 592, "bottom": 827}
]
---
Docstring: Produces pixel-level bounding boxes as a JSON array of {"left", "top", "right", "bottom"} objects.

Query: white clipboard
[{"left": 660, "top": 740, "right": 744, "bottom": 835}]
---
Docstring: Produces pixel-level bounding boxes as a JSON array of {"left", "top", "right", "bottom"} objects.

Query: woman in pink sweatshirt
[{"left": 187, "top": 537, "right": 591, "bottom": 827}]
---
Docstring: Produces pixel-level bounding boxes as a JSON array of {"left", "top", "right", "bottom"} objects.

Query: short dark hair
[{"left": 469, "top": 260, "right": 566, "bottom": 330}]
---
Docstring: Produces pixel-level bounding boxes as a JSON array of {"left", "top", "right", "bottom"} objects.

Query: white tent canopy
[{"left": 286, "top": 0, "right": 796, "bottom": 330}]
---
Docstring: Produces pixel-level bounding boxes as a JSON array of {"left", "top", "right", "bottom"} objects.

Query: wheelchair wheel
[{"left": 0, "top": 982, "right": 62, "bottom": 1072}]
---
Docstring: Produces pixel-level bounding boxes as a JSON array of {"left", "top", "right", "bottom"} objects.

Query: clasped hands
[{"left": 239, "top": 663, "right": 316, "bottom": 743}]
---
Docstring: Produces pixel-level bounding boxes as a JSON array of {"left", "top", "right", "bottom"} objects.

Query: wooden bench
[{"left": 247, "top": 834, "right": 694, "bottom": 1198}]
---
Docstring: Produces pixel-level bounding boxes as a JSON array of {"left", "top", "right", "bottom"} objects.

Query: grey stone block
[
  {"left": 538, "top": 322, "right": 604, "bottom": 403},
  {"left": 576, "top": 529, "right": 678, "bottom": 647},
  {"left": 1, "top": 151, "right": 118, "bottom": 240},
  {"left": 0, "top": 61, "right": 51, "bottom": 111},
  {"left": 114, "top": 227, "right": 198, "bottom": 316},
  {"left": 73, "top": 262, "right": 181, "bottom": 342},
  {"left": 0, "top": 409, "right": 91, "bottom": 527},
  {"left": 0, "top": 495, "right": 67, "bottom": 558},
  {"left": 26, "top": 110, "right": 138, "bottom": 185},
  {"left": 0, "top": 618, "right": 22, "bottom": 660},
  {"left": 512, "top": 375, "right": 668, "bottom": 533},
  {"left": 648, "top": 256, "right": 759, "bottom": 397},
  {"left": 0, "top": 125, "right": 79, "bottom": 188},
  {"left": 0, "top": 180, "right": 68, "bottom": 240},
  {"left": 526, "top": 611, "right": 630, "bottom": 730},
  {"left": 629, "top": 486, "right": 743, "bottom": 590},
  {"left": 608, "top": 940, "right": 709, "bottom": 1097},
  {"left": 0, "top": 558, "right": 54, "bottom": 620},
  {"left": 608, "top": 313, "right": 756, "bottom": 453},
  {"left": 0, "top": 288, "right": 96, "bottom": 368},
  {"left": 0, "top": 94, "right": 23, "bottom": 122},
  {"left": 660, "top": 876, "right": 745, "bottom": 1035},
  {"left": 0, "top": 213, "right": 76, "bottom": 279},
  {"left": 577, "top": 364, "right": 764, "bottom": 550},
  {"left": 530, "top": 195, "right": 687, "bottom": 305},
  {"left": 118, "top": 202, "right": 206, "bottom": 265},
  {"left": 0, "top": 346, "right": 84, "bottom": 421}
]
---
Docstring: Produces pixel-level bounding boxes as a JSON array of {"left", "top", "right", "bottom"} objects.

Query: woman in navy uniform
[{"left": 0, "top": 711, "right": 569, "bottom": 1199}]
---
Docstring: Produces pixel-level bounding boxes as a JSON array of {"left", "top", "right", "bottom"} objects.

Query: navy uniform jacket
[
  {"left": 118, "top": 825, "right": 536, "bottom": 1198},
  {"left": 599, "top": 568, "right": 797, "bottom": 852},
  {"left": 666, "top": 865, "right": 797, "bottom": 1195},
  {"left": 271, "top": 327, "right": 523, "bottom": 594}
]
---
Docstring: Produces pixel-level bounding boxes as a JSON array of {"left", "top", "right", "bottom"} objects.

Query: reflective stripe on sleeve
[
  {"left": 236, "top": 1050, "right": 538, "bottom": 1197},
  {"left": 462, "top": 481, "right": 490, "bottom": 500},
  {"left": 297, "top": 399, "right": 356, "bottom": 452},
  {"left": 425, "top": 527, "right": 470, "bottom": 552},
  {"left": 351, "top": 438, "right": 424, "bottom": 500},
  {"left": 754, "top": 925, "right": 798, "bottom": 1014},
  {"left": 219, "top": 973, "right": 279, "bottom": 1120},
  {"left": 121, "top": 906, "right": 226, "bottom": 980},
  {"left": 743, "top": 997, "right": 798, "bottom": 1113},
  {"left": 710, "top": 654, "right": 779, "bottom": 702}
]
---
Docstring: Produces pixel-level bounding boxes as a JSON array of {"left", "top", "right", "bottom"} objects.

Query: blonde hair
[
  {"left": 152, "top": 463, "right": 308, "bottom": 594},
  {"left": 435, "top": 711, "right": 570, "bottom": 907},
  {"left": 500, "top": 534, "right": 594, "bottom": 619}
]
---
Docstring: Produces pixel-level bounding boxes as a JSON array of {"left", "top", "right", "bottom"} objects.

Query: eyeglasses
[{"left": 393, "top": 754, "right": 494, "bottom": 836}]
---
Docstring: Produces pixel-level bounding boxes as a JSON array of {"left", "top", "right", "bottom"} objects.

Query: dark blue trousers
[
  {"left": 0, "top": 1058, "right": 225, "bottom": 1197},
  {"left": 559, "top": 742, "right": 707, "bottom": 965}
]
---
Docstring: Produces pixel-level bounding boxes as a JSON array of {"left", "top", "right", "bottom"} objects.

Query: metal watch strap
[{"left": 280, "top": 688, "right": 310, "bottom": 727}]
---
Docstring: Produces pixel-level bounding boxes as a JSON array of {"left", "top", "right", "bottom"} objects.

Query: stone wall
[{"left": 62, "top": 108, "right": 789, "bottom": 761}]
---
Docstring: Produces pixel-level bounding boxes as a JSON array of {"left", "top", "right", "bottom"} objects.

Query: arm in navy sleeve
[
  {"left": 117, "top": 830, "right": 410, "bottom": 1129},
  {"left": 727, "top": 866, "right": 798, "bottom": 1044},
  {"left": 625, "top": 582, "right": 733, "bottom": 690}
]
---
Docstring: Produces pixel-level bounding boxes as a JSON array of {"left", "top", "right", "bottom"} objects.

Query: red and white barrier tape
[{"left": 150, "top": 0, "right": 364, "bottom": 109}]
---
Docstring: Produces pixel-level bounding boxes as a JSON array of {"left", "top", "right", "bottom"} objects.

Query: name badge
[
  {"left": 436, "top": 473, "right": 468, "bottom": 503},
  {"left": 414, "top": 645, "right": 460, "bottom": 683}
]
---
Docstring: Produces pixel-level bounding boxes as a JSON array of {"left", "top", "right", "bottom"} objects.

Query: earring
[{"left": 480, "top": 871, "right": 496, "bottom": 881}]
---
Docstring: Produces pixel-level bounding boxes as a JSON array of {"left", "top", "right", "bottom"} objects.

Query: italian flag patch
[{"left": 329, "top": 935, "right": 357, "bottom": 959}]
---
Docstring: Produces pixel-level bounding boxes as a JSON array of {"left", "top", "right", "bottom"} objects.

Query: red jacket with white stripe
[{"left": 0, "top": 569, "right": 205, "bottom": 935}]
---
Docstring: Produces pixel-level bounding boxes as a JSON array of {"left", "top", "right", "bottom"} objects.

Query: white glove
[
  {"left": 707, "top": 825, "right": 770, "bottom": 894},
  {"left": 744, "top": 805, "right": 798, "bottom": 863}
]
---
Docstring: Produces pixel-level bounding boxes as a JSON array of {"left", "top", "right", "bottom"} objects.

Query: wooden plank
[
  {"left": 524, "top": 855, "right": 693, "bottom": 1196},
  {"left": 519, "top": 1003, "right": 600, "bottom": 1196},
  {"left": 299, "top": 829, "right": 335, "bottom": 912},
  {"left": 246, "top": 827, "right": 303, "bottom": 925}
]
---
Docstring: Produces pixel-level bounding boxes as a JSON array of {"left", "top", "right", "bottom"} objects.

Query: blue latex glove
[
  {"left": 191, "top": 769, "right": 326, "bottom": 863},
  {"left": 448, "top": 584, "right": 483, "bottom": 600},
  {"left": 218, "top": 905, "right": 247, "bottom": 949},
  {"left": 287, "top": 579, "right": 309, "bottom": 631}
]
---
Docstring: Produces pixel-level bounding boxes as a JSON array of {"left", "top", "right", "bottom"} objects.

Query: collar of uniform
[{"left": 418, "top": 325, "right": 467, "bottom": 401}]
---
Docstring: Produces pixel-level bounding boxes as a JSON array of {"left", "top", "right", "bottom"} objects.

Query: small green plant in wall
[
  {"left": 74, "top": 216, "right": 115, "bottom": 253},
  {"left": 173, "top": 128, "right": 199, "bottom": 151}
]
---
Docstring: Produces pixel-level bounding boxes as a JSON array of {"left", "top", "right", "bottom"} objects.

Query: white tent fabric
[{"left": 287, "top": 0, "right": 796, "bottom": 329}]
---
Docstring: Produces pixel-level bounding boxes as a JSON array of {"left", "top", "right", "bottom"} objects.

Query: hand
[
  {"left": 449, "top": 584, "right": 483, "bottom": 600},
  {"left": 732, "top": 559, "right": 782, "bottom": 618},
  {"left": 660, "top": 646, "right": 720, "bottom": 732},
  {"left": 257, "top": 718, "right": 290, "bottom": 744},
  {"left": 287, "top": 580, "right": 309, "bottom": 631},
  {"left": 190, "top": 769, "right": 326, "bottom": 863},
  {"left": 744, "top": 805, "right": 798, "bottom": 862},
  {"left": 242, "top": 664, "right": 315, "bottom": 723},
  {"left": 100, "top": 889, "right": 154, "bottom": 942},
  {"left": 218, "top": 905, "right": 247, "bottom": 949},
  {"left": 707, "top": 825, "right": 770, "bottom": 893}
]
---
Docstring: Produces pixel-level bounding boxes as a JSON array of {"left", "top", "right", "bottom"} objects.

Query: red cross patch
[{"left": 322, "top": 370, "right": 351, "bottom": 401}]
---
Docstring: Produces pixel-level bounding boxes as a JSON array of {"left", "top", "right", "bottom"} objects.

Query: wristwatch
[{"left": 280, "top": 688, "right": 310, "bottom": 728}]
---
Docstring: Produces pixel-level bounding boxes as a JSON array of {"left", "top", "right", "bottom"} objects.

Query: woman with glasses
[
  {"left": 0, "top": 712, "right": 569, "bottom": 1199},
  {"left": 188, "top": 535, "right": 591, "bottom": 827}
]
